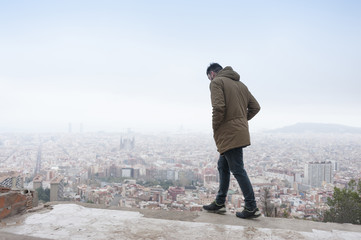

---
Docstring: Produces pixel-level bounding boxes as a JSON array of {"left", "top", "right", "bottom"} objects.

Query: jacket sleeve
[
  {"left": 210, "top": 80, "right": 226, "bottom": 131},
  {"left": 247, "top": 91, "right": 260, "bottom": 121}
]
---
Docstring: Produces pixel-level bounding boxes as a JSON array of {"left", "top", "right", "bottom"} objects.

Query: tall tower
[
  {"left": 50, "top": 176, "right": 64, "bottom": 201},
  {"left": 120, "top": 136, "right": 135, "bottom": 150},
  {"left": 304, "top": 161, "right": 333, "bottom": 188}
]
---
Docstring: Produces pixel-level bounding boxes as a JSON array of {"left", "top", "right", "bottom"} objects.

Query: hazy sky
[{"left": 1, "top": 0, "right": 360, "bottom": 133}]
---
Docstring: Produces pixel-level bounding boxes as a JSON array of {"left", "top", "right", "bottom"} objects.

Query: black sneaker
[
  {"left": 203, "top": 201, "right": 226, "bottom": 213},
  {"left": 236, "top": 207, "right": 261, "bottom": 219}
]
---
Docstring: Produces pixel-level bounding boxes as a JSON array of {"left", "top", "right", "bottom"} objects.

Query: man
[{"left": 203, "top": 63, "right": 261, "bottom": 219}]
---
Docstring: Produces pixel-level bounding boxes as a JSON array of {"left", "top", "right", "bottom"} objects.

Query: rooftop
[
  {"left": 50, "top": 176, "right": 63, "bottom": 184},
  {"left": 1, "top": 202, "right": 361, "bottom": 240},
  {"left": 33, "top": 175, "right": 43, "bottom": 182}
]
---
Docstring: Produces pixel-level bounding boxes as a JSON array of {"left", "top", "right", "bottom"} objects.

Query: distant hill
[{"left": 268, "top": 122, "right": 361, "bottom": 134}]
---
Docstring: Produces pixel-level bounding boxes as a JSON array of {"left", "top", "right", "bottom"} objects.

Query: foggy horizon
[{"left": 1, "top": 121, "right": 361, "bottom": 135}]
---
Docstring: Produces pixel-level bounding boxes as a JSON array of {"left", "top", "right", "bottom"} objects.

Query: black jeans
[{"left": 215, "top": 147, "right": 257, "bottom": 210}]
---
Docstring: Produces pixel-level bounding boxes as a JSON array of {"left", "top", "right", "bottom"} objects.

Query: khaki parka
[{"left": 210, "top": 66, "right": 260, "bottom": 154}]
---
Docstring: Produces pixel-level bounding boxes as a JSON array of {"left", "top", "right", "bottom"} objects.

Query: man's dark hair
[{"left": 206, "top": 63, "right": 223, "bottom": 75}]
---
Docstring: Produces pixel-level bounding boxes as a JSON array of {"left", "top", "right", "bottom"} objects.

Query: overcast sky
[{"left": 1, "top": 0, "right": 360, "bottom": 133}]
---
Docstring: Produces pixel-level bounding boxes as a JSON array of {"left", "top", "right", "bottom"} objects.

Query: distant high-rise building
[
  {"left": 46, "top": 170, "right": 56, "bottom": 181},
  {"left": 145, "top": 168, "right": 156, "bottom": 181},
  {"left": 120, "top": 137, "right": 135, "bottom": 150},
  {"left": 133, "top": 169, "right": 140, "bottom": 179},
  {"left": 121, "top": 168, "right": 134, "bottom": 178},
  {"left": 68, "top": 123, "right": 72, "bottom": 133},
  {"left": 166, "top": 170, "right": 178, "bottom": 181},
  {"left": 50, "top": 176, "right": 64, "bottom": 201},
  {"left": 107, "top": 164, "right": 120, "bottom": 178},
  {"left": 304, "top": 161, "right": 333, "bottom": 188},
  {"left": 330, "top": 160, "right": 339, "bottom": 171}
]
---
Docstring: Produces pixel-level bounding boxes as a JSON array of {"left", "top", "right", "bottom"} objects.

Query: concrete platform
[{"left": 0, "top": 202, "right": 360, "bottom": 240}]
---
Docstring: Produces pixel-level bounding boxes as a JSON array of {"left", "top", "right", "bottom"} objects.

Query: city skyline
[
  {"left": 1, "top": 130, "right": 360, "bottom": 223},
  {"left": 1, "top": 1, "right": 361, "bottom": 133}
]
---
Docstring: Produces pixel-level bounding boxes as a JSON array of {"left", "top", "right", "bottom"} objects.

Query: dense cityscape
[{"left": 1, "top": 128, "right": 360, "bottom": 221}]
